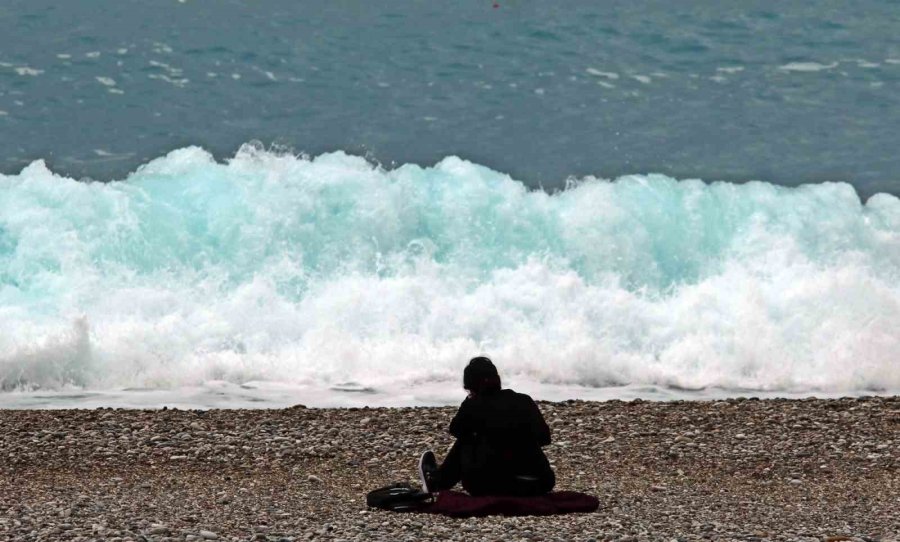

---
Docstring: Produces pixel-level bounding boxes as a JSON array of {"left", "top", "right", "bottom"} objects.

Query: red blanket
[{"left": 422, "top": 490, "right": 599, "bottom": 518}]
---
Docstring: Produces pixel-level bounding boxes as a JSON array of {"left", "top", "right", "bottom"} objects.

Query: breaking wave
[{"left": 1, "top": 144, "right": 899, "bottom": 396}]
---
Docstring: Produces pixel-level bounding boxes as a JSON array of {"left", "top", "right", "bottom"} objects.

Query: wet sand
[{"left": 1, "top": 396, "right": 897, "bottom": 541}]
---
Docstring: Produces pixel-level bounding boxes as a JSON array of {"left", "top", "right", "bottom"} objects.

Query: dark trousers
[{"left": 433, "top": 439, "right": 555, "bottom": 497}]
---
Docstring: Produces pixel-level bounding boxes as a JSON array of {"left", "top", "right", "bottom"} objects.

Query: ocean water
[{"left": 1, "top": 2, "right": 899, "bottom": 408}]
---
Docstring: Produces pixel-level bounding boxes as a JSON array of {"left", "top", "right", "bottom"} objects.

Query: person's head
[{"left": 463, "top": 356, "right": 501, "bottom": 396}]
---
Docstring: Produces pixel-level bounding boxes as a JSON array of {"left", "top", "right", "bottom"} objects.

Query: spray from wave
[{"left": 1, "top": 144, "right": 899, "bottom": 400}]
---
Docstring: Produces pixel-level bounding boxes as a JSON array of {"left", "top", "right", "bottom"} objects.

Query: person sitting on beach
[{"left": 418, "top": 357, "right": 555, "bottom": 497}]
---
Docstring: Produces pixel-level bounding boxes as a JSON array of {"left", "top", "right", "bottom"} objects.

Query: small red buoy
[{"left": 493, "top": 2, "right": 499, "bottom": 7}]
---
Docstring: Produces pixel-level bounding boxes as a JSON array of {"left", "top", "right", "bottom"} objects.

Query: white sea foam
[
  {"left": 14, "top": 67, "right": 43, "bottom": 76},
  {"left": 148, "top": 74, "right": 189, "bottom": 87},
  {"left": 152, "top": 43, "right": 173, "bottom": 54},
  {"left": 586, "top": 68, "right": 619, "bottom": 80},
  {"left": 778, "top": 62, "right": 839, "bottom": 73},
  {"left": 0, "top": 147, "right": 898, "bottom": 406}
]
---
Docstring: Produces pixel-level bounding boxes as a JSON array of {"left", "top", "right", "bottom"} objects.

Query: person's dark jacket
[{"left": 448, "top": 388, "right": 554, "bottom": 494}]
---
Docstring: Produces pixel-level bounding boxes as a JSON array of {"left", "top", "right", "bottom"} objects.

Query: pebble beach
[{"left": 1, "top": 397, "right": 897, "bottom": 542}]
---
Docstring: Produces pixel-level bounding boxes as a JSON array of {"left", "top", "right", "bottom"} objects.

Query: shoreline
[
  {"left": 1, "top": 397, "right": 897, "bottom": 541},
  {"left": 4, "top": 384, "right": 899, "bottom": 411}
]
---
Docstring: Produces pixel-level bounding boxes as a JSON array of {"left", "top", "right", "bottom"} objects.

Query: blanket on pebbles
[{"left": 421, "top": 491, "right": 599, "bottom": 518}]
